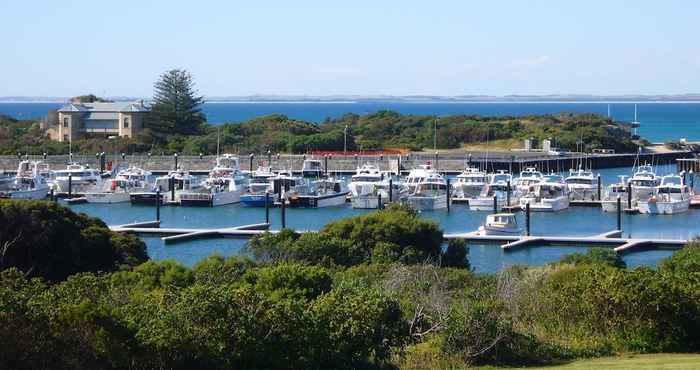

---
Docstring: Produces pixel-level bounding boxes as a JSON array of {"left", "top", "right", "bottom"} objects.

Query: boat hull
[
  {"left": 84, "top": 192, "right": 130, "bottom": 203},
  {"left": 520, "top": 197, "right": 569, "bottom": 212},
  {"left": 288, "top": 191, "right": 349, "bottom": 208},
  {"left": 477, "top": 225, "right": 523, "bottom": 236},
  {"left": 241, "top": 193, "right": 275, "bottom": 207},
  {"left": 406, "top": 196, "right": 448, "bottom": 211},
  {"left": 2, "top": 188, "right": 48, "bottom": 200},
  {"left": 638, "top": 200, "right": 690, "bottom": 215},
  {"left": 130, "top": 192, "right": 165, "bottom": 205}
]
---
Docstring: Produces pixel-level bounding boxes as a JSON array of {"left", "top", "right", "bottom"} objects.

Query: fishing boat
[
  {"left": 565, "top": 167, "right": 598, "bottom": 201},
  {"left": 519, "top": 175, "right": 570, "bottom": 212},
  {"left": 638, "top": 175, "right": 690, "bottom": 215},
  {"left": 601, "top": 176, "right": 628, "bottom": 212},
  {"left": 180, "top": 155, "right": 248, "bottom": 207},
  {"left": 405, "top": 173, "right": 449, "bottom": 211},
  {"left": 130, "top": 169, "right": 199, "bottom": 205},
  {"left": 348, "top": 163, "right": 403, "bottom": 208},
  {"left": 629, "top": 164, "right": 660, "bottom": 203},
  {"left": 287, "top": 177, "right": 349, "bottom": 208},
  {"left": 0, "top": 161, "right": 50, "bottom": 200},
  {"left": 84, "top": 167, "right": 154, "bottom": 203},
  {"left": 240, "top": 165, "right": 276, "bottom": 207},
  {"left": 53, "top": 163, "right": 103, "bottom": 193},
  {"left": 301, "top": 158, "right": 324, "bottom": 178},
  {"left": 469, "top": 172, "right": 515, "bottom": 211},
  {"left": 513, "top": 167, "right": 543, "bottom": 193},
  {"left": 477, "top": 213, "right": 523, "bottom": 236},
  {"left": 451, "top": 167, "right": 488, "bottom": 202},
  {"left": 404, "top": 163, "right": 438, "bottom": 194}
]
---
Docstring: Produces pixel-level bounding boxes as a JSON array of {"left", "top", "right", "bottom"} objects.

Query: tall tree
[{"left": 149, "top": 69, "right": 205, "bottom": 138}]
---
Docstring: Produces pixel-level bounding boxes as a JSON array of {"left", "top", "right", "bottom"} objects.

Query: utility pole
[
  {"left": 433, "top": 117, "right": 437, "bottom": 151},
  {"left": 344, "top": 124, "right": 348, "bottom": 154}
]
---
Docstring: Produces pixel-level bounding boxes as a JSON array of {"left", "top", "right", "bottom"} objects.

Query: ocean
[{"left": 1, "top": 101, "right": 699, "bottom": 143}]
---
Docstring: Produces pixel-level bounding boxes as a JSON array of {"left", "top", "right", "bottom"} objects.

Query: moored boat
[
  {"left": 519, "top": 175, "right": 570, "bottom": 212},
  {"left": 477, "top": 213, "right": 523, "bottom": 236},
  {"left": 638, "top": 175, "right": 690, "bottom": 215},
  {"left": 405, "top": 172, "right": 449, "bottom": 211}
]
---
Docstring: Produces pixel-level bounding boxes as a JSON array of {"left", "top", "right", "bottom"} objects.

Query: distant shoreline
[{"left": 3, "top": 100, "right": 700, "bottom": 104}]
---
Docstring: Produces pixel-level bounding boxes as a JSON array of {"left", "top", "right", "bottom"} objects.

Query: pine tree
[{"left": 148, "top": 69, "right": 205, "bottom": 138}]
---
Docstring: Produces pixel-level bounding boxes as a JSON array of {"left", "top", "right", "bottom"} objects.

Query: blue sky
[{"left": 1, "top": 0, "right": 698, "bottom": 97}]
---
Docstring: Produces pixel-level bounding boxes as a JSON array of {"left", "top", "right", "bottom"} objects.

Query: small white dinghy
[{"left": 477, "top": 213, "right": 523, "bottom": 236}]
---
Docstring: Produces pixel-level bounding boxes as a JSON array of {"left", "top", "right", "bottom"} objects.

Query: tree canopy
[{"left": 148, "top": 69, "right": 206, "bottom": 139}]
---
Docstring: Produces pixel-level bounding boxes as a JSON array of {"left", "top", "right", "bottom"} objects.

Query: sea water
[
  {"left": 63, "top": 165, "right": 697, "bottom": 273},
  {"left": 2, "top": 102, "right": 699, "bottom": 143}
]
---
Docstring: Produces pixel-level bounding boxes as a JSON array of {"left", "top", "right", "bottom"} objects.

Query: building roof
[{"left": 58, "top": 101, "right": 149, "bottom": 113}]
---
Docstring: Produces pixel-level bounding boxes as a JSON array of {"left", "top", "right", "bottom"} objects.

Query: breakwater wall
[{"left": 0, "top": 151, "right": 694, "bottom": 175}]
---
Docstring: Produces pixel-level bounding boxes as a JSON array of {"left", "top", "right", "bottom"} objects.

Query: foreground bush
[{"left": 0, "top": 200, "right": 147, "bottom": 282}]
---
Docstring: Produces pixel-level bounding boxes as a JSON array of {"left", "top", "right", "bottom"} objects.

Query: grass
[{"left": 474, "top": 354, "right": 700, "bottom": 370}]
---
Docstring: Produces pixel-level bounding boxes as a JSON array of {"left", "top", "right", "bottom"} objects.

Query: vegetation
[
  {"left": 147, "top": 69, "right": 206, "bottom": 140},
  {"left": 69, "top": 94, "right": 112, "bottom": 103},
  {"left": 1, "top": 200, "right": 699, "bottom": 369}
]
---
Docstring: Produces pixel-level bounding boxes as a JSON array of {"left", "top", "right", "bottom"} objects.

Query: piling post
[
  {"left": 50, "top": 188, "right": 55, "bottom": 202},
  {"left": 324, "top": 155, "right": 329, "bottom": 175},
  {"left": 174, "top": 153, "right": 178, "bottom": 170},
  {"left": 616, "top": 196, "right": 622, "bottom": 231},
  {"left": 597, "top": 174, "right": 602, "bottom": 201},
  {"left": 388, "top": 178, "right": 393, "bottom": 202},
  {"left": 434, "top": 151, "right": 439, "bottom": 170},
  {"left": 267, "top": 150, "right": 272, "bottom": 169},
  {"left": 446, "top": 178, "right": 451, "bottom": 213},
  {"left": 378, "top": 193, "right": 382, "bottom": 210},
  {"left": 169, "top": 176, "right": 175, "bottom": 202},
  {"left": 281, "top": 197, "right": 286, "bottom": 229},
  {"left": 68, "top": 173, "right": 72, "bottom": 198},
  {"left": 265, "top": 192, "right": 270, "bottom": 224},
  {"left": 507, "top": 180, "right": 512, "bottom": 206},
  {"left": 525, "top": 203, "right": 531, "bottom": 236},
  {"left": 627, "top": 182, "right": 632, "bottom": 210},
  {"left": 249, "top": 154, "right": 254, "bottom": 171},
  {"left": 156, "top": 189, "right": 161, "bottom": 222},
  {"left": 493, "top": 195, "right": 498, "bottom": 214},
  {"left": 691, "top": 170, "right": 695, "bottom": 190},
  {"left": 681, "top": 170, "right": 687, "bottom": 185}
]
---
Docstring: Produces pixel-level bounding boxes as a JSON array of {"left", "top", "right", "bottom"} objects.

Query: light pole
[
  {"left": 433, "top": 117, "right": 437, "bottom": 151},
  {"left": 344, "top": 124, "right": 348, "bottom": 154}
]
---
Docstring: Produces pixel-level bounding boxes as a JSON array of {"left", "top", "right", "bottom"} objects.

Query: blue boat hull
[{"left": 241, "top": 194, "right": 274, "bottom": 207}]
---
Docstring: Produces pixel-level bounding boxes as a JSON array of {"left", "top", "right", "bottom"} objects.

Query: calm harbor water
[
  {"left": 1, "top": 102, "right": 699, "bottom": 143},
  {"left": 63, "top": 165, "right": 696, "bottom": 273}
]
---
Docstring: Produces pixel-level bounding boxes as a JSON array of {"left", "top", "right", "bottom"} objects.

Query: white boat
[
  {"left": 519, "top": 175, "right": 570, "bottom": 212},
  {"left": 287, "top": 177, "right": 349, "bottom": 208},
  {"left": 638, "top": 175, "right": 690, "bottom": 215},
  {"left": 53, "top": 163, "right": 103, "bottom": 193},
  {"left": 629, "top": 164, "right": 660, "bottom": 203},
  {"left": 130, "top": 169, "right": 199, "bottom": 205},
  {"left": 180, "top": 155, "right": 248, "bottom": 207},
  {"left": 0, "top": 161, "right": 50, "bottom": 200},
  {"left": 301, "top": 158, "right": 324, "bottom": 178},
  {"left": 348, "top": 163, "right": 404, "bottom": 208},
  {"left": 240, "top": 166, "right": 276, "bottom": 207},
  {"left": 601, "top": 176, "right": 628, "bottom": 212},
  {"left": 17, "top": 160, "right": 55, "bottom": 188},
  {"left": 405, "top": 173, "right": 449, "bottom": 211},
  {"left": 477, "top": 213, "right": 523, "bottom": 236},
  {"left": 84, "top": 167, "right": 154, "bottom": 203},
  {"left": 404, "top": 163, "right": 438, "bottom": 194},
  {"left": 565, "top": 167, "right": 598, "bottom": 201},
  {"left": 513, "top": 167, "right": 543, "bottom": 193},
  {"left": 452, "top": 167, "right": 488, "bottom": 201},
  {"left": 469, "top": 172, "right": 516, "bottom": 211}
]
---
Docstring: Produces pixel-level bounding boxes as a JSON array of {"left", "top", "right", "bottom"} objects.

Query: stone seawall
[{"left": 0, "top": 151, "right": 693, "bottom": 175}]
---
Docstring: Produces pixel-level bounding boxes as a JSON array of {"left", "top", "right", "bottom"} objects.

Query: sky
[{"left": 1, "top": 0, "right": 699, "bottom": 97}]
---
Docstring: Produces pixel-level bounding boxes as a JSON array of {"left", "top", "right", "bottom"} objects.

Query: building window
[
  {"left": 63, "top": 117, "right": 69, "bottom": 127},
  {"left": 63, "top": 134, "right": 68, "bottom": 142},
  {"left": 124, "top": 117, "right": 130, "bottom": 128}
]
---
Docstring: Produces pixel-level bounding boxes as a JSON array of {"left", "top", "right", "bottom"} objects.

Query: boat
[
  {"left": 405, "top": 172, "right": 449, "bottom": 211},
  {"left": 348, "top": 163, "right": 404, "bottom": 208},
  {"left": 519, "top": 174, "right": 570, "bottom": 212},
  {"left": 301, "top": 158, "right": 324, "bottom": 178},
  {"left": 629, "top": 164, "right": 660, "bottom": 204},
  {"left": 240, "top": 166, "right": 277, "bottom": 207},
  {"left": 638, "top": 175, "right": 690, "bottom": 215},
  {"left": 0, "top": 161, "right": 50, "bottom": 200},
  {"left": 477, "top": 213, "right": 523, "bottom": 236},
  {"left": 469, "top": 172, "right": 516, "bottom": 211},
  {"left": 130, "top": 169, "right": 199, "bottom": 205},
  {"left": 287, "top": 177, "right": 349, "bottom": 208},
  {"left": 180, "top": 155, "right": 248, "bottom": 207},
  {"left": 513, "top": 167, "right": 543, "bottom": 193},
  {"left": 84, "top": 167, "right": 154, "bottom": 203},
  {"left": 565, "top": 167, "right": 598, "bottom": 201},
  {"left": 404, "top": 163, "right": 438, "bottom": 194},
  {"left": 52, "top": 163, "right": 103, "bottom": 193},
  {"left": 601, "top": 176, "right": 628, "bottom": 212},
  {"left": 17, "top": 160, "right": 55, "bottom": 188},
  {"left": 451, "top": 167, "right": 488, "bottom": 201}
]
